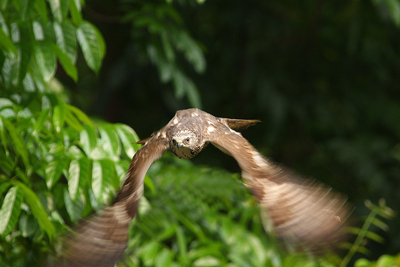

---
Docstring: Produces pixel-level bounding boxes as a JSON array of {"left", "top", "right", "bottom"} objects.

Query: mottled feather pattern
[
  {"left": 59, "top": 108, "right": 351, "bottom": 266},
  {"left": 207, "top": 123, "right": 350, "bottom": 250}
]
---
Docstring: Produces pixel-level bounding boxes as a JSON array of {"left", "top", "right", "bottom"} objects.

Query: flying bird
[{"left": 60, "top": 108, "right": 351, "bottom": 266}]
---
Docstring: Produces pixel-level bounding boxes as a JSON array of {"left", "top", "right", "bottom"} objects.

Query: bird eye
[{"left": 185, "top": 137, "right": 190, "bottom": 143}]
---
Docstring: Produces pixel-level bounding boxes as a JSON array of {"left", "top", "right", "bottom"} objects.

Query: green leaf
[
  {"left": 32, "top": 108, "right": 50, "bottom": 135},
  {"left": 19, "top": 213, "right": 40, "bottom": 238},
  {"left": 0, "top": 26, "right": 17, "bottom": 54},
  {"left": 365, "top": 230, "right": 385, "bottom": 243},
  {"left": 64, "top": 188, "right": 84, "bottom": 223},
  {"left": 371, "top": 217, "right": 389, "bottom": 231},
  {"left": 13, "top": 181, "right": 55, "bottom": 240},
  {"left": 91, "top": 159, "right": 113, "bottom": 204},
  {"left": 0, "top": 186, "right": 23, "bottom": 236},
  {"left": 144, "top": 175, "right": 155, "bottom": 194},
  {"left": 376, "top": 254, "right": 395, "bottom": 267},
  {"left": 139, "top": 241, "right": 162, "bottom": 266},
  {"left": 64, "top": 105, "right": 83, "bottom": 131},
  {"left": 172, "top": 30, "right": 206, "bottom": 74},
  {"left": 33, "top": 41, "right": 56, "bottom": 81},
  {"left": 115, "top": 123, "right": 140, "bottom": 158},
  {"left": 80, "top": 124, "right": 97, "bottom": 156},
  {"left": 51, "top": 42, "right": 78, "bottom": 81},
  {"left": 99, "top": 124, "right": 121, "bottom": 160},
  {"left": 34, "top": 0, "right": 48, "bottom": 22},
  {"left": 354, "top": 258, "right": 370, "bottom": 267},
  {"left": 17, "top": 23, "right": 31, "bottom": 85},
  {"left": 67, "top": 0, "right": 82, "bottom": 25},
  {"left": 19, "top": 0, "right": 35, "bottom": 21},
  {"left": 52, "top": 103, "right": 65, "bottom": 133},
  {"left": 154, "top": 248, "right": 174, "bottom": 267},
  {"left": 47, "top": 0, "right": 67, "bottom": 22},
  {"left": 45, "top": 158, "right": 68, "bottom": 189},
  {"left": 68, "top": 158, "right": 89, "bottom": 201},
  {"left": 172, "top": 69, "right": 202, "bottom": 108},
  {"left": 76, "top": 21, "right": 104, "bottom": 74},
  {"left": 66, "top": 105, "right": 93, "bottom": 126},
  {"left": 0, "top": 182, "right": 11, "bottom": 196},
  {"left": 0, "top": 117, "right": 8, "bottom": 154},
  {"left": 53, "top": 21, "right": 77, "bottom": 63},
  {"left": 1, "top": 116, "right": 30, "bottom": 168},
  {"left": 176, "top": 225, "right": 188, "bottom": 263}
]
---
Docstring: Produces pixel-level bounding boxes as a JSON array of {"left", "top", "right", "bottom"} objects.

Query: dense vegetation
[{"left": 1, "top": 0, "right": 400, "bottom": 266}]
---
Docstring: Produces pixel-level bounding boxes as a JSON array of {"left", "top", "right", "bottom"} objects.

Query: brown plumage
[{"left": 59, "top": 108, "right": 351, "bottom": 266}]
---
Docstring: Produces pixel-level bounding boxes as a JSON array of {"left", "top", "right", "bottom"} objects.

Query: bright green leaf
[
  {"left": 115, "top": 124, "right": 140, "bottom": 158},
  {"left": 99, "top": 124, "right": 121, "bottom": 160},
  {"left": 51, "top": 42, "right": 78, "bottom": 81},
  {"left": 64, "top": 105, "right": 83, "bottom": 131},
  {"left": 54, "top": 21, "right": 77, "bottom": 63},
  {"left": 67, "top": 0, "right": 82, "bottom": 25},
  {"left": 76, "top": 21, "right": 104, "bottom": 73},
  {"left": 68, "top": 158, "right": 89, "bottom": 201},
  {"left": 0, "top": 186, "right": 23, "bottom": 236},
  {"left": 92, "top": 159, "right": 113, "bottom": 204},
  {"left": 33, "top": 41, "right": 56, "bottom": 81},
  {"left": 80, "top": 124, "right": 97, "bottom": 156},
  {"left": 13, "top": 181, "right": 55, "bottom": 240},
  {"left": 52, "top": 103, "right": 65, "bottom": 133},
  {"left": 67, "top": 105, "right": 93, "bottom": 126},
  {"left": 154, "top": 248, "right": 174, "bottom": 267},
  {"left": 45, "top": 158, "right": 68, "bottom": 189},
  {"left": 47, "top": 0, "right": 66, "bottom": 22}
]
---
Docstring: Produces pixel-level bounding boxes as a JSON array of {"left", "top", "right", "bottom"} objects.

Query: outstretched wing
[
  {"left": 59, "top": 129, "right": 171, "bottom": 267},
  {"left": 207, "top": 123, "right": 351, "bottom": 251}
]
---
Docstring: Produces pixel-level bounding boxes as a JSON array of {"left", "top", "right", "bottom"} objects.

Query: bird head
[{"left": 170, "top": 130, "right": 202, "bottom": 159}]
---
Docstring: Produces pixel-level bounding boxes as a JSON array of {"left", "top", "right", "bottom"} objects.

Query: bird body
[{"left": 60, "top": 108, "right": 350, "bottom": 266}]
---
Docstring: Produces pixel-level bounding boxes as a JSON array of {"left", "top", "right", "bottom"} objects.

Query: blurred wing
[
  {"left": 208, "top": 127, "right": 351, "bottom": 250},
  {"left": 59, "top": 131, "right": 170, "bottom": 267}
]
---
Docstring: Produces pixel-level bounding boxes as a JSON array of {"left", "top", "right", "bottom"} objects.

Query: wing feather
[{"left": 208, "top": 127, "right": 351, "bottom": 251}]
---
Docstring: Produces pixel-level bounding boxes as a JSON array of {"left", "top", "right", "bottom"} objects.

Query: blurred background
[{"left": 59, "top": 0, "right": 400, "bottom": 258}]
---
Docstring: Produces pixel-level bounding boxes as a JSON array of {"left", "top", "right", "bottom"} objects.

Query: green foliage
[
  {"left": 121, "top": 1, "right": 206, "bottom": 108},
  {"left": 341, "top": 200, "right": 396, "bottom": 267},
  {"left": 0, "top": 88, "right": 142, "bottom": 265},
  {"left": 0, "top": 0, "right": 104, "bottom": 88},
  {"left": 355, "top": 254, "right": 400, "bottom": 267}
]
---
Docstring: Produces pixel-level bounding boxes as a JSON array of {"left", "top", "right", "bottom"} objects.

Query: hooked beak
[{"left": 176, "top": 140, "right": 182, "bottom": 149}]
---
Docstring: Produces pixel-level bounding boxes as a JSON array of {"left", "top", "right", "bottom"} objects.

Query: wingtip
[{"left": 220, "top": 118, "right": 261, "bottom": 131}]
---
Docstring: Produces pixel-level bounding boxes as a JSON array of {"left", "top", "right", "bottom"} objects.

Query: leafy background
[{"left": 1, "top": 0, "right": 400, "bottom": 266}]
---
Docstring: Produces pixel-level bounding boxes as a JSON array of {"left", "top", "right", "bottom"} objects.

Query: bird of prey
[{"left": 60, "top": 108, "right": 351, "bottom": 267}]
